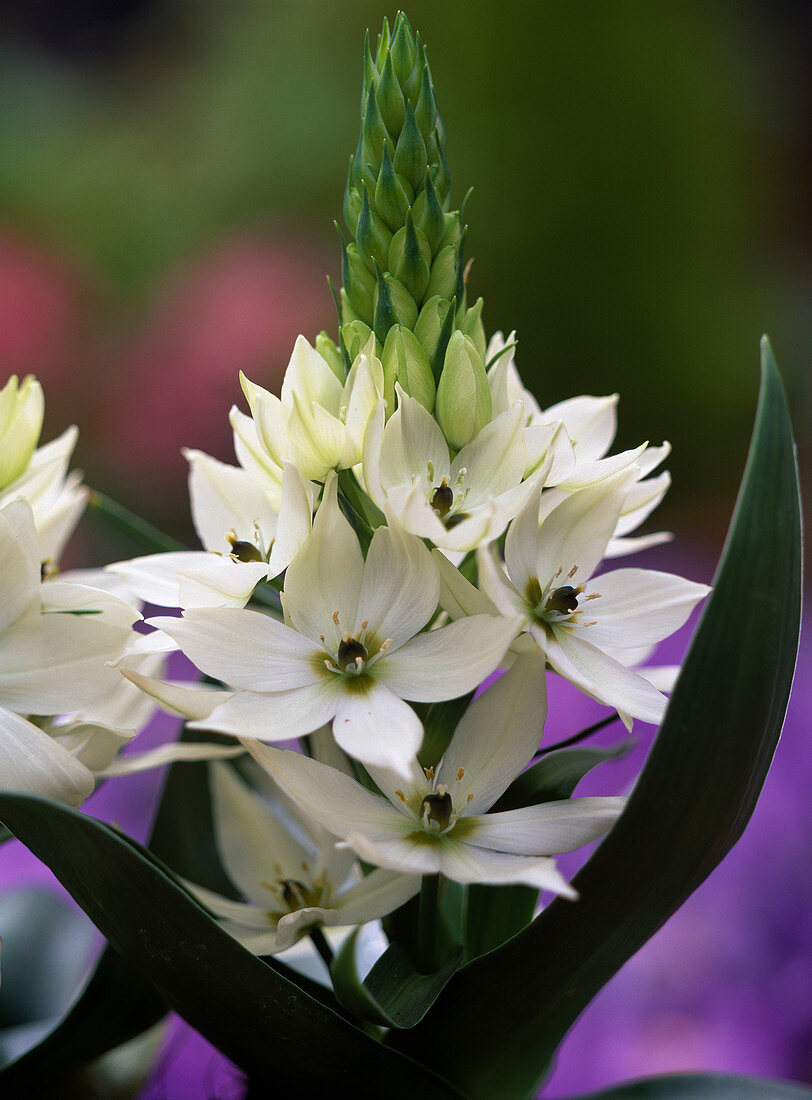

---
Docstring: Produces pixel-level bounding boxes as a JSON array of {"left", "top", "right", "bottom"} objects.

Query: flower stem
[
  {"left": 87, "top": 490, "right": 187, "bottom": 554},
  {"left": 309, "top": 927, "right": 335, "bottom": 971},
  {"left": 535, "top": 711, "right": 621, "bottom": 757},
  {"left": 417, "top": 873, "right": 440, "bottom": 973}
]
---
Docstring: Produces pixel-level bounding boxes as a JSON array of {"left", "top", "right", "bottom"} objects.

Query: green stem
[
  {"left": 309, "top": 927, "right": 335, "bottom": 971},
  {"left": 88, "top": 490, "right": 187, "bottom": 554},
  {"left": 417, "top": 873, "right": 440, "bottom": 973},
  {"left": 534, "top": 712, "right": 621, "bottom": 757}
]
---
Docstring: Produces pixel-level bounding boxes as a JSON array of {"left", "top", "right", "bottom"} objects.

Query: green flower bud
[
  {"left": 340, "top": 320, "right": 375, "bottom": 364},
  {"left": 393, "top": 102, "right": 428, "bottom": 193},
  {"left": 414, "top": 294, "right": 452, "bottom": 366},
  {"left": 381, "top": 324, "right": 435, "bottom": 415},
  {"left": 0, "top": 374, "right": 44, "bottom": 488},
  {"left": 424, "top": 241, "right": 459, "bottom": 302},
  {"left": 435, "top": 331, "right": 492, "bottom": 450},
  {"left": 461, "top": 297, "right": 487, "bottom": 361},
  {"left": 412, "top": 169, "right": 445, "bottom": 255},
  {"left": 362, "top": 83, "right": 389, "bottom": 169},
  {"left": 437, "top": 211, "right": 463, "bottom": 253},
  {"left": 342, "top": 239, "right": 376, "bottom": 323},
  {"left": 315, "top": 332, "right": 346, "bottom": 381},
  {"left": 375, "top": 144, "right": 412, "bottom": 232},
  {"left": 377, "top": 53, "right": 406, "bottom": 138},
  {"left": 357, "top": 189, "right": 392, "bottom": 271},
  {"left": 374, "top": 273, "right": 418, "bottom": 337},
  {"left": 388, "top": 214, "right": 431, "bottom": 304},
  {"left": 339, "top": 287, "right": 364, "bottom": 325},
  {"left": 390, "top": 12, "right": 417, "bottom": 87},
  {"left": 413, "top": 62, "right": 437, "bottom": 143}
]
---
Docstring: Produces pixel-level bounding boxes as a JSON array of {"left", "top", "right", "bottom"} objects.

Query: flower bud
[
  {"left": 0, "top": 375, "right": 44, "bottom": 488},
  {"left": 424, "top": 242, "right": 459, "bottom": 302},
  {"left": 388, "top": 214, "right": 431, "bottom": 304},
  {"left": 435, "top": 331, "right": 492, "bottom": 450},
  {"left": 376, "top": 53, "right": 406, "bottom": 138},
  {"left": 341, "top": 239, "right": 376, "bottom": 323},
  {"left": 375, "top": 145, "right": 412, "bottom": 232},
  {"left": 357, "top": 190, "right": 393, "bottom": 271},
  {"left": 412, "top": 169, "right": 445, "bottom": 255},
  {"left": 381, "top": 325, "right": 435, "bottom": 415},
  {"left": 362, "top": 83, "right": 389, "bottom": 168},
  {"left": 315, "top": 332, "right": 346, "bottom": 382},
  {"left": 460, "top": 297, "right": 487, "bottom": 361},
  {"left": 393, "top": 103, "right": 428, "bottom": 192},
  {"left": 414, "top": 295, "right": 452, "bottom": 366},
  {"left": 340, "top": 320, "right": 375, "bottom": 364},
  {"left": 374, "top": 273, "right": 418, "bottom": 337}
]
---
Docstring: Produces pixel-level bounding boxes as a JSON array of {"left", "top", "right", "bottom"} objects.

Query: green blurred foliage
[{"left": 0, "top": 0, "right": 806, "bottom": 542}]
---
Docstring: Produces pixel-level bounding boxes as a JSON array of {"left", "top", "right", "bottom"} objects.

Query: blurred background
[{"left": 0, "top": 1, "right": 808, "bottom": 1096}]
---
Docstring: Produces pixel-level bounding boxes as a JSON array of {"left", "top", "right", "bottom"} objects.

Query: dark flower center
[
  {"left": 421, "top": 791, "right": 453, "bottom": 829},
  {"left": 545, "top": 585, "right": 580, "bottom": 615},
  {"left": 337, "top": 637, "right": 369, "bottom": 671},
  {"left": 430, "top": 483, "right": 454, "bottom": 518}
]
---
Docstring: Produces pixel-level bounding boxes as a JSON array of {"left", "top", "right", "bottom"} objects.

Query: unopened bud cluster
[{"left": 336, "top": 11, "right": 485, "bottom": 420}]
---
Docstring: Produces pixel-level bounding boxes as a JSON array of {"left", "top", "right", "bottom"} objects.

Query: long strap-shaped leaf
[
  {"left": 0, "top": 793, "right": 465, "bottom": 1098},
  {"left": 391, "top": 339, "right": 802, "bottom": 1098},
  {"left": 576, "top": 1072, "right": 812, "bottom": 1098}
]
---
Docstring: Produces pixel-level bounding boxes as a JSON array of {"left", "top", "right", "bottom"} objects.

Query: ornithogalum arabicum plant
[{"left": 0, "top": 12, "right": 803, "bottom": 1100}]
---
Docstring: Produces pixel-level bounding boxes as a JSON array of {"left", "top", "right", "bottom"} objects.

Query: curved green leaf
[
  {"left": 391, "top": 341, "right": 802, "bottom": 1098},
  {"left": 0, "top": 793, "right": 465, "bottom": 1098},
  {"left": 576, "top": 1073, "right": 812, "bottom": 1098},
  {"left": 492, "top": 739, "right": 634, "bottom": 811}
]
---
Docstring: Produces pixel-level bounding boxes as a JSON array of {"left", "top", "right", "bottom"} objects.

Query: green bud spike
[
  {"left": 343, "top": 158, "right": 362, "bottom": 236},
  {"left": 372, "top": 264, "right": 398, "bottom": 342},
  {"left": 362, "top": 29, "right": 378, "bottom": 110},
  {"left": 377, "top": 52, "right": 406, "bottom": 138},
  {"left": 340, "top": 319, "right": 375, "bottom": 365},
  {"left": 375, "top": 144, "right": 412, "bottom": 232},
  {"left": 381, "top": 324, "right": 435, "bottom": 415},
  {"left": 424, "top": 241, "right": 459, "bottom": 302},
  {"left": 435, "top": 331, "right": 492, "bottom": 450},
  {"left": 315, "top": 332, "right": 346, "bottom": 381},
  {"left": 461, "top": 297, "right": 487, "bottom": 361},
  {"left": 403, "top": 30, "right": 425, "bottom": 104},
  {"left": 414, "top": 61, "right": 437, "bottom": 144},
  {"left": 393, "top": 102, "right": 428, "bottom": 192},
  {"left": 430, "top": 138, "right": 452, "bottom": 205},
  {"left": 376, "top": 17, "right": 391, "bottom": 67},
  {"left": 388, "top": 212, "right": 431, "bottom": 304},
  {"left": 342, "top": 240, "right": 376, "bottom": 324},
  {"left": 357, "top": 189, "right": 392, "bottom": 271}
]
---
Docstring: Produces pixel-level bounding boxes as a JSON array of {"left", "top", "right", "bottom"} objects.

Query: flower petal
[
  {"left": 0, "top": 706, "right": 95, "bottom": 805},
  {"left": 332, "top": 680, "right": 424, "bottom": 775},
  {"left": 584, "top": 568, "right": 710, "bottom": 649},
  {"left": 191, "top": 679, "right": 342, "bottom": 740},
  {"left": 334, "top": 866, "right": 421, "bottom": 924},
  {"left": 377, "top": 614, "right": 519, "bottom": 702},
  {"left": 0, "top": 499, "right": 39, "bottom": 633},
  {"left": 357, "top": 523, "right": 438, "bottom": 649},
  {"left": 462, "top": 796, "right": 625, "bottom": 854},
  {"left": 440, "top": 650, "right": 547, "bottom": 812}
]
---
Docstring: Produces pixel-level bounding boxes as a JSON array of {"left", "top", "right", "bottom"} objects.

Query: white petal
[
  {"left": 282, "top": 473, "right": 363, "bottom": 652},
  {"left": 437, "top": 840, "right": 577, "bottom": 896},
  {"left": 334, "top": 867, "right": 421, "bottom": 924},
  {"left": 191, "top": 679, "right": 342, "bottom": 740},
  {"left": 229, "top": 403, "right": 285, "bottom": 494},
  {"left": 288, "top": 393, "right": 347, "bottom": 478},
  {"left": 463, "top": 796, "right": 625, "bottom": 854},
  {"left": 547, "top": 629, "right": 667, "bottom": 725},
  {"left": 357, "top": 524, "right": 438, "bottom": 649},
  {"left": 242, "top": 743, "right": 407, "bottom": 841},
  {"left": 267, "top": 464, "right": 315, "bottom": 576},
  {"left": 604, "top": 531, "right": 673, "bottom": 558},
  {"left": 210, "top": 763, "right": 311, "bottom": 908},
  {"left": 0, "top": 706, "right": 94, "bottom": 805},
  {"left": 184, "top": 448, "right": 278, "bottom": 554},
  {"left": 433, "top": 548, "right": 498, "bottom": 620},
  {"left": 377, "top": 614, "right": 518, "bottom": 702},
  {"left": 542, "top": 394, "right": 618, "bottom": 462},
  {"left": 440, "top": 650, "right": 547, "bottom": 812},
  {"left": 109, "top": 551, "right": 261, "bottom": 609},
  {"left": 184, "top": 881, "right": 275, "bottom": 930},
  {"left": 556, "top": 443, "right": 647, "bottom": 491},
  {"left": 99, "top": 740, "right": 244, "bottom": 776},
  {"left": 148, "top": 608, "right": 322, "bottom": 691},
  {"left": 281, "top": 334, "right": 343, "bottom": 413},
  {"left": 379, "top": 389, "right": 449, "bottom": 492},
  {"left": 0, "top": 499, "right": 40, "bottom": 631},
  {"left": 361, "top": 401, "right": 387, "bottom": 506},
  {"left": 176, "top": 557, "right": 270, "bottom": 610},
  {"left": 453, "top": 405, "right": 526, "bottom": 502},
  {"left": 584, "top": 568, "right": 710, "bottom": 649},
  {"left": 332, "top": 680, "right": 424, "bottom": 775},
  {"left": 240, "top": 375, "right": 291, "bottom": 470},
  {"left": 477, "top": 544, "right": 528, "bottom": 620},
  {"left": 534, "top": 478, "right": 630, "bottom": 585},
  {"left": 119, "top": 669, "right": 230, "bottom": 720},
  {"left": 503, "top": 482, "right": 543, "bottom": 599}
]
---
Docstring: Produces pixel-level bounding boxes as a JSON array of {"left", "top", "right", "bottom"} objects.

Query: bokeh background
[{"left": 0, "top": 2, "right": 809, "bottom": 1097}]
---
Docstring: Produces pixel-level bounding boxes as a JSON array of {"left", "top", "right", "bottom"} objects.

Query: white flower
[
  {"left": 0, "top": 499, "right": 143, "bottom": 805},
  {"left": 108, "top": 461, "right": 315, "bottom": 611},
  {"left": 0, "top": 375, "right": 43, "bottom": 488},
  {"left": 240, "top": 334, "right": 384, "bottom": 481},
  {"left": 362, "top": 387, "right": 545, "bottom": 554},
  {"left": 147, "top": 474, "right": 518, "bottom": 775},
  {"left": 477, "top": 477, "right": 710, "bottom": 725},
  {"left": 186, "top": 762, "right": 419, "bottom": 955},
  {"left": 244, "top": 652, "right": 624, "bottom": 894}
]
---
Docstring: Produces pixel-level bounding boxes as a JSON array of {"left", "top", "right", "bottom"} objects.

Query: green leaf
[
  {"left": 0, "top": 793, "right": 464, "bottom": 1096},
  {"left": 464, "top": 883, "right": 537, "bottom": 962},
  {"left": 492, "top": 739, "right": 634, "bottom": 811},
  {"left": 87, "top": 490, "right": 187, "bottom": 554},
  {"left": 390, "top": 340, "right": 802, "bottom": 1098},
  {"left": 575, "top": 1073, "right": 812, "bottom": 1098},
  {"left": 332, "top": 929, "right": 463, "bottom": 1029}
]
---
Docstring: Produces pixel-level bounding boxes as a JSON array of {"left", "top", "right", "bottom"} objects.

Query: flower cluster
[{"left": 0, "top": 13, "right": 709, "bottom": 979}]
